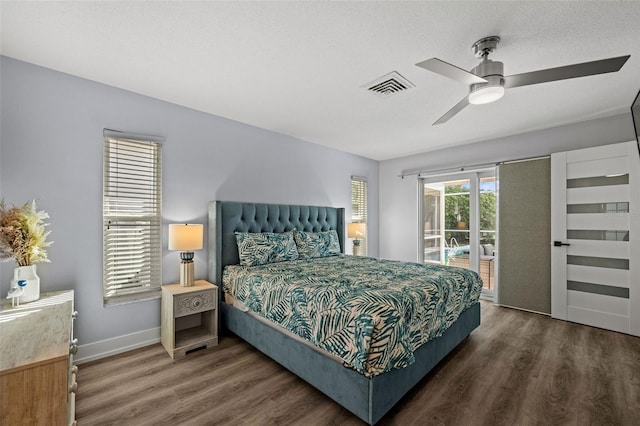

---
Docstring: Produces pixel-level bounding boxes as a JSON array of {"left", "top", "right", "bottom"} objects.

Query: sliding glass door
[{"left": 420, "top": 170, "right": 497, "bottom": 298}]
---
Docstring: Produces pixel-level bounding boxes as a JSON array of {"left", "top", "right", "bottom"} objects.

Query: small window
[
  {"left": 351, "top": 176, "right": 368, "bottom": 256},
  {"left": 103, "top": 130, "right": 162, "bottom": 305}
]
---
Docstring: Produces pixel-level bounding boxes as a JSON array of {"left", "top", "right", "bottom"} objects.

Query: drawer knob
[
  {"left": 72, "top": 310, "right": 79, "bottom": 320},
  {"left": 71, "top": 365, "right": 79, "bottom": 374},
  {"left": 69, "top": 381, "right": 78, "bottom": 394},
  {"left": 69, "top": 338, "right": 79, "bottom": 355}
]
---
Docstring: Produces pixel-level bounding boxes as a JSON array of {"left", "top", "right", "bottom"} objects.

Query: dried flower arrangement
[{"left": 0, "top": 200, "right": 52, "bottom": 266}]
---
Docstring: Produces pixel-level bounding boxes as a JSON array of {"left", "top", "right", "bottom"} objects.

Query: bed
[{"left": 208, "top": 201, "right": 481, "bottom": 424}]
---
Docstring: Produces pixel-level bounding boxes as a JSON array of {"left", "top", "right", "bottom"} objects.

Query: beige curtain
[{"left": 497, "top": 158, "right": 551, "bottom": 314}]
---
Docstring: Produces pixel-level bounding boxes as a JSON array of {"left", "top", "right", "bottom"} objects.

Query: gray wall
[
  {"left": 0, "top": 56, "right": 379, "bottom": 347},
  {"left": 379, "top": 113, "right": 636, "bottom": 263}
]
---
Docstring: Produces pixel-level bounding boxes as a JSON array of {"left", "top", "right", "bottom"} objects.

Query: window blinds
[
  {"left": 351, "top": 176, "right": 368, "bottom": 256},
  {"left": 497, "top": 158, "right": 551, "bottom": 313},
  {"left": 103, "top": 131, "right": 162, "bottom": 302}
]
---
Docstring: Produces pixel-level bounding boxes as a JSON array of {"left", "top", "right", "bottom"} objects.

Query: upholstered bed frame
[{"left": 208, "top": 201, "right": 480, "bottom": 424}]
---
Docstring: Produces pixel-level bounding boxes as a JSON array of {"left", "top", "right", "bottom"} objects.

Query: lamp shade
[
  {"left": 168, "top": 224, "right": 203, "bottom": 251},
  {"left": 348, "top": 222, "right": 366, "bottom": 239}
]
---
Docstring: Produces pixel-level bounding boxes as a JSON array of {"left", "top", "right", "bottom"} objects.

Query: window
[
  {"left": 351, "top": 176, "right": 368, "bottom": 256},
  {"left": 103, "top": 130, "right": 162, "bottom": 304}
]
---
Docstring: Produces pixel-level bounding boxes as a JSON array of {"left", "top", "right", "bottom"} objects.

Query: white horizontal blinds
[
  {"left": 103, "top": 132, "right": 162, "bottom": 301},
  {"left": 351, "top": 176, "right": 368, "bottom": 256}
]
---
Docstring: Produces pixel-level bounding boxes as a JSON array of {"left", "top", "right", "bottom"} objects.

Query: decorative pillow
[
  {"left": 235, "top": 232, "right": 299, "bottom": 267},
  {"left": 293, "top": 230, "right": 341, "bottom": 259}
]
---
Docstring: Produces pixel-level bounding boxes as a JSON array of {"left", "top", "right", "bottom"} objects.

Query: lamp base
[
  {"left": 352, "top": 239, "right": 361, "bottom": 257},
  {"left": 180, "top": 260, "right": 194, "bottom": 287}
]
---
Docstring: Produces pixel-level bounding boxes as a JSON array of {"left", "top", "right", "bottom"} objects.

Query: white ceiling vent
[{"left": 363, "top": 71, "right": 415, "bottom": 98}]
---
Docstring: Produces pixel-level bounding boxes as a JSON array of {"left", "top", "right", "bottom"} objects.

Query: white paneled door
[{"left": 551, "top": 141, "right": 639, "bottom": 336}]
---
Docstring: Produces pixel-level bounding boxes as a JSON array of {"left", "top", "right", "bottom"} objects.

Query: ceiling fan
[{"left": 416, "top": 36, "right": 630, "bottom": 125}]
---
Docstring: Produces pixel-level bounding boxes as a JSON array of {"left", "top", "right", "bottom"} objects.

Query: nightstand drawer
[{"left": 174, "top": 290, "right": 215, "bottom": 318}]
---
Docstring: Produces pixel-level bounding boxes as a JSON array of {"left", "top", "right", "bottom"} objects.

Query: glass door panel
[
  {"left": 444, "top": 179, "right": 472, "bottom": 272},
  {"left": 421, "top": 172, "right": 497, "bottom": 298},
  {"left": 423, "top": 184, "right": 444, "bottom": 263},
  {"left": 479, "top": 176, "right": 497, "bottom": 292},
  {"left": 444, "top": 179, "right": 471, "bottom": 248}
]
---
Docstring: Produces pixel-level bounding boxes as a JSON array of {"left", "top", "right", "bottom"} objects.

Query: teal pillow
[
  {"left": 235, "top": 231, "right": 299, "bottom": 267},
  {"left": 293, "top": 230, "right": 341, "bottom": 259}
]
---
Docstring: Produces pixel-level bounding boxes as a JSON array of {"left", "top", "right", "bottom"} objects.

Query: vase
[{"left": 10, "top": 265, "right": 40, "bottom": 303}]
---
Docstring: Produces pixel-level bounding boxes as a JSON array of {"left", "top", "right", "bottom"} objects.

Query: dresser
[
  {"left": 0, "top": 290, "right": 78, "bottom": 425},
  {"left": 161, "top": 280, "right": 218, "bottom": 358}
]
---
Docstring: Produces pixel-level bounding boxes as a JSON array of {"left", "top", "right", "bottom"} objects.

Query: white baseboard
[{"left": 75, "top": 327, "right": 160, "bottom": 364}]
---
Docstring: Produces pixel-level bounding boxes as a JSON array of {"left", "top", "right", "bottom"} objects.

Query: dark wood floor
[{"left": 76, "top": 301, "right": 640, "bottom": 425}]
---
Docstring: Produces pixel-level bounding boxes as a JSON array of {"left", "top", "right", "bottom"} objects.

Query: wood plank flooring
[{"left": 76, "top": 302, "right": 640, "bottom": 425}]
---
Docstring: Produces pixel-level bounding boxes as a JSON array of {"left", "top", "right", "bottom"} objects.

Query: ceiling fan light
[{"left": 468, "top": 85, "right": 504, "bottom": 105}]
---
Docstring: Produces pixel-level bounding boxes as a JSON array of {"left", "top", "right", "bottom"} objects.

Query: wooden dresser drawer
[{"left": 174, "top": 289, "right": 215, "bottom": 318}]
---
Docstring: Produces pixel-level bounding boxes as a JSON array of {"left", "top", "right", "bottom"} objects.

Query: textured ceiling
[{"left": 2, "top": 1, "right": 640, "bottom": 160}]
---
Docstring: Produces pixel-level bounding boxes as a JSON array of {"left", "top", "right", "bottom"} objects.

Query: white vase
[{"left": 10, "top": 265, "right": 40, "bottom": 303}]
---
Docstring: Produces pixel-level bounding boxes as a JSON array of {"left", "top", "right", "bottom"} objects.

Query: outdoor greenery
[{"left": 444, "top": 185, "right": 496, "bottom": 245}]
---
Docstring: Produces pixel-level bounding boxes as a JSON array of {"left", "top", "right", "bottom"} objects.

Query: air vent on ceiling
[{"left": 363, "top": 71, "right": 415, "bottom": 98}]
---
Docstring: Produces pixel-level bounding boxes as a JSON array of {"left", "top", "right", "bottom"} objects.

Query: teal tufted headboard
[{"left": 207, "top": 201, "right": 345, "bottom": 285}]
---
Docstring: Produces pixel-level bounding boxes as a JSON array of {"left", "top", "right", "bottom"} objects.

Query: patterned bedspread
[{"left": 223, "top": 255, "right": 482, "bottom": 377}]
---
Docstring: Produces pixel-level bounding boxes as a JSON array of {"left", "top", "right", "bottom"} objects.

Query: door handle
[{"left": 553, "top": 241, "right": 570, "bottom": 247}]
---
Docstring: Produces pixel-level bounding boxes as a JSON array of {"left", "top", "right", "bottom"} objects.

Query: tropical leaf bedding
[{"left": 223, "top": 255, "right": 482, "bottom": 377}]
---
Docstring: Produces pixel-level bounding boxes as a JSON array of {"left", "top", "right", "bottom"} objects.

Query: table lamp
[
  {"left": 348, "top": 222, "right": 366, "bottom": 256},
  {"left": 168, "top": 224, "right": 203, "bottom": 286}
]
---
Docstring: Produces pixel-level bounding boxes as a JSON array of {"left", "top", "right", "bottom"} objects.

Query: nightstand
[{"left": 161, "top": 280, "right": 218, "bottom": 359}]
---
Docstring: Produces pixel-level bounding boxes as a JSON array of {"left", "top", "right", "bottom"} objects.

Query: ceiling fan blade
[
  {"left": 504, "top": 55, "right": 630, "bottom": 89},
  {"left": 416, "top": 58, "right": 487, "bottom": 86},
  {"left": 433, "top": 96, "right": 470, "bottom": 125}
]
